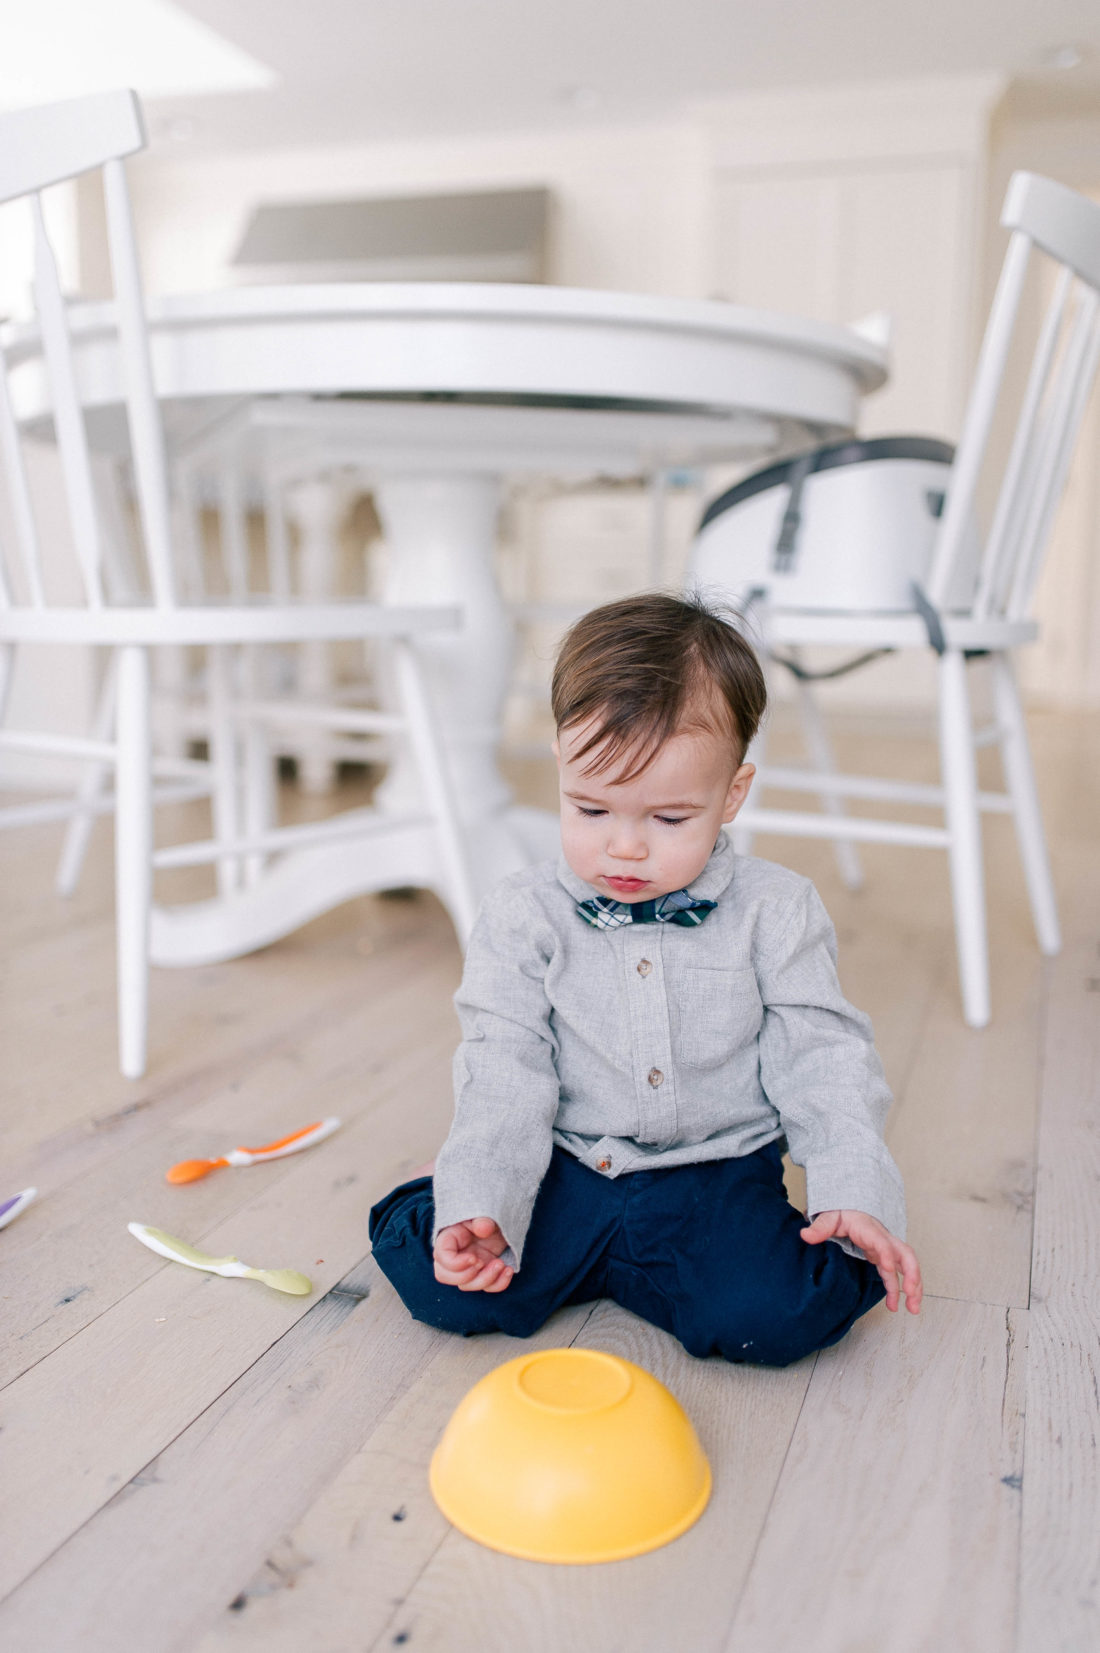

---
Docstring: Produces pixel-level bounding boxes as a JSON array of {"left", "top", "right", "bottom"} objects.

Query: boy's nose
[{"left": 607, "top": 824, "right": 647, "bottom": 860}]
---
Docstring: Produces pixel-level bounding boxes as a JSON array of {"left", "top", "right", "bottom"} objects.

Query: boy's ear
[{"left": 722, "top": 763, "right": 755, "bottom": 824}]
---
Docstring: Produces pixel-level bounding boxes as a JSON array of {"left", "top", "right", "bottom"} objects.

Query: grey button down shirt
[{"left": 432, "top": 832, "right": 905, "bottom": 1269}]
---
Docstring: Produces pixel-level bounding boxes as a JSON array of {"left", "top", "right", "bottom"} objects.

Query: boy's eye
[
  {"left": 655, "top": 816, "right": 687, "bottom": 827},
  {"left": 576, "top": 806, "right": 606, "bottom": 818}
]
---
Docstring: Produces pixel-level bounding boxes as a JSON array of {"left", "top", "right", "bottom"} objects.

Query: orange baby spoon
[{"left": 165, "top": 1118, "right": 340, "bottom": 1184}]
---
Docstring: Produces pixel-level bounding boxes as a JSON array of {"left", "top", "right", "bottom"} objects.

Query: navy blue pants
[{"left": 369, "top": 1143, "right": 885, "bottom": 1367}]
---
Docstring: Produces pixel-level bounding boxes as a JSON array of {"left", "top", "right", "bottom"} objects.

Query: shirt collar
[{"left": 555, "top": 828, "right": 738, "bottom": 908}]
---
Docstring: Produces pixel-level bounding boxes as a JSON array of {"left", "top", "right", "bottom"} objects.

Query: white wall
[{"left": 128, "top": 118, "right": 710, "bottom": 300}]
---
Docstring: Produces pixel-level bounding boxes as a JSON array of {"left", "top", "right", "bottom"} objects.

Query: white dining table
[{"left": 8, "top": 282, "right": 886, "bottom": 961}]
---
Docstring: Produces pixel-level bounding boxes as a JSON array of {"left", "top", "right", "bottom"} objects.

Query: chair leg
[
  {"left": 241, "top": 644, "right": 275, "bottom": 887},
  {"left": 0, "top": 642, "right": 15, "bottom": 799},
  {"left": 115, "top": 645, "right": 152, "bottom": 1079},
  {"left": 790, "top": 654, "right": 864, "bottom": 891},
  {"left": 207, "top": 644, "right": 243, "bottom": 897},
  {"left": 287, "top": 478, "right": 346, "bottom": 795},
  {"left": 154, "top": 642, "right": 191, "bottom": 761},
  {"left": 991, "top": 651, "right": 1061, "bottom": 956},
  {"left": 56, "top": 649, "right": 118, "bottom": 897},
  {"left": 0, "top": 641, "right": 13, "bottom": 719},
  {"left": 391, "top": 635, "right": 479, "bottom": 944},
  {"left": 938, "top": 650, "right": 990, "bottom": 1028}
]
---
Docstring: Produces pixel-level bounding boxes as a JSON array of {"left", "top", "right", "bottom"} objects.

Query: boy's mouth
[{"left": 604, "top": 876, "right": 648, "bottom": 894}]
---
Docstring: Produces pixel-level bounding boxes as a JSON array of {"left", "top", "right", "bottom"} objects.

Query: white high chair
[
  {"left": 0, "top": 89, "right": 478, "bottom": 1077},
  {"left": 690, "top": 171, "right": 1100, "bottom": 1027}
]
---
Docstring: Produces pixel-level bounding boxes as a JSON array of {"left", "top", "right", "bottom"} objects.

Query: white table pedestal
[
  {"left": 373, "top": 475, "right": 512, "bottom": 814},
  {"left": 371, "top": 473, "right": 560, "bottom": 891}
]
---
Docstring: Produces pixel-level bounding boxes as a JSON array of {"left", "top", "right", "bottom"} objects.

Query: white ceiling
[{"left": 145, "top": 0, "right": 1100, "bottom": 154}]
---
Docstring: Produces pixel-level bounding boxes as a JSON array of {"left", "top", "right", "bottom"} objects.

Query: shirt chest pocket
[{"left": 673, "top": 965, "right": 763, "bottom": 1067}]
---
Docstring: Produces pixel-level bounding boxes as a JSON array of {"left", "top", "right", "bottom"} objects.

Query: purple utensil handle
[{"left": 0, "top": 1188, "right": 36, "bottom": 1230}]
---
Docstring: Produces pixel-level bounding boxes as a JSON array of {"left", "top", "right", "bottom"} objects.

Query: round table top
[{"left": 7, "top": 281, "right": 888, "bottom": 469}]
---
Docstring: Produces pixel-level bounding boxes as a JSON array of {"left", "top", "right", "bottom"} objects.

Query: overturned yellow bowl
[{"left": 429, "top": 1347, "right": 711, "bottom": 1564}]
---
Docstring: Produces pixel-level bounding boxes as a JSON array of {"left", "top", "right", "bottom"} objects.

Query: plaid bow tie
[{"left": 576, "top": 889, "right": 717, "bottom": 929}]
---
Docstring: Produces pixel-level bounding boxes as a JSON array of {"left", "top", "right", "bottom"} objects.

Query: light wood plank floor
[{"left": 1, "top": 705, "right": 1097, "bottom": 1653}]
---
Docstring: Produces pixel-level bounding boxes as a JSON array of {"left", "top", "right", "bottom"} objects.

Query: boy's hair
[{"left": 551, "top": 591, "right": 767, "bottom": 781}]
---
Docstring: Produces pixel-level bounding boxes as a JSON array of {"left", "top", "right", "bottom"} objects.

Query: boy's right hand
[{"left": 433, "top": 1218, "right": 514, "bottom": 1293}]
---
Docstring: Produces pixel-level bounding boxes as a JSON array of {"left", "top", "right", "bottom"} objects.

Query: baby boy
[{"left": 369, "top": 592, "right": 921, "bottom": 1365}]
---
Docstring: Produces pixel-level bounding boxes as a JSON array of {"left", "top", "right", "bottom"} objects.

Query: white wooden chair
[
  {"left": 0, "top": 89, "right": 478, "bottom": 1077},
  {"left": 689, "top": 171, "right": 1100, "bottom": 1027},
  {"left": 160, "top": 411, "right": 387, "bottom": 797}
]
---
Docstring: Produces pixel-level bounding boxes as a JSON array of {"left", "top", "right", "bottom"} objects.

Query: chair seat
[
  {"left": 0, "top": 602, "right": 462, "bottom": 646},
  {"left": 758, "top": 609, "right": 1038, "bottom": 651}
]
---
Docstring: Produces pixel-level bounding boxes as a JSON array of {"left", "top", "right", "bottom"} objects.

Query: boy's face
[{"left": 554, "top": 716, "right": 754, "bottom": 901}]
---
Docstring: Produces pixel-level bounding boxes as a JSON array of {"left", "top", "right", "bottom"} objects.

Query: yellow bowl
[{"left": 429, "top": 1347, "right": 711, "bottom": 1564}]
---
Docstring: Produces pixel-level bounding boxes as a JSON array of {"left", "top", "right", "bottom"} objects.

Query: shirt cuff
[
  {"left": 804, "top": 1157, "right": 907, "bottom": 1259},
  {"left": 431, "top": 1173, "right": 538, "bottom": 1272}
]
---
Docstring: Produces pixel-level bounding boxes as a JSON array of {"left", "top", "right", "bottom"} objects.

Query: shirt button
[
  {"left": 597, "top": 1155, "right": 612, "bottom": 1172},
  {"left": 637, "top": 958, "right": 652, "bottom": 977},
  {"left": 648, "top": 1067, "right": 664, "bottom": 1087}
]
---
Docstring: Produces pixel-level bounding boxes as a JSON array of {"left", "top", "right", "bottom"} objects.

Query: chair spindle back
[
  {"left": 0, "top": 90, "right": 176, "bottom": 613},
  {"left": 926, "top": 172, "right": 1100, "bottom": 623}
]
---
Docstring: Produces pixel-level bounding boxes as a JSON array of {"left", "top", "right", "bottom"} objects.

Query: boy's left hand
[{"left": 800, "top": 1209, "right": 923, "bottom": 1314}]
